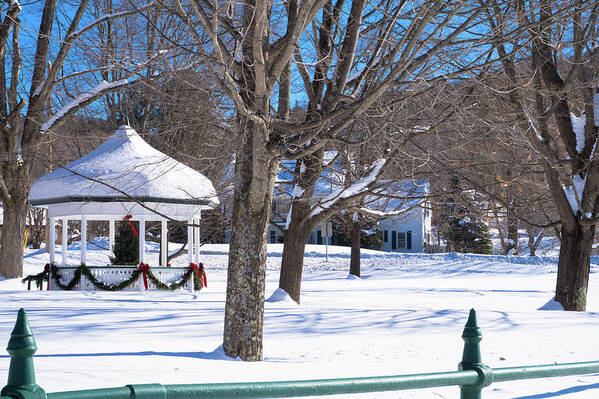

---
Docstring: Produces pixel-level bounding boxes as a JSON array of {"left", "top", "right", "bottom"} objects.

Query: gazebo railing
[{"left": 48, "top": 265, "right": 196, "bottom": 292}]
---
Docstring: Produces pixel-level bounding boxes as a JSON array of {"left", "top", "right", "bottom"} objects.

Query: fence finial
[
  {"left": 1, "top": 308, "right": 46, "bottom": 399},
  {"left": 460, "top": 308, "right": 482, "bottom": 366},
  {"left": 458, "top": 309, "right": 492, "bottom": 399}
]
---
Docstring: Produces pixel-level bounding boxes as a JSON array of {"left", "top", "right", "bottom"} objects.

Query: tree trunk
[
  {"left": 223, "top": 118, "right": 279, "bottom": 361},
  {"left": 555, "top": 223, "right": 594, "bottom": 311},
  {"left": 349, "top": 219, "right": 361, "bottom": 277},
  {"left": 525, "top": 225, "right": 544, "bottom": 257},
  {"left": 279, "top": 215, "right": 313, "bottom": 304},
  {"left": 528, "top": 230, "right": 537, "bottom": 257},
  {"left": 491, "top": 202, "right": 508, "bottom": 254},
  {"left": 279, "top": 149, "right": 323, "bottom": 304},
  {"left": 0, "top": 197, "right": 28, "bottom": 278},
  {"left": 506, "top": 208, "right": 519, "bottom": 255}
]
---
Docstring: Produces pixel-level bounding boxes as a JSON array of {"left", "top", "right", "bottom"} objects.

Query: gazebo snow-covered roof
[
  {"left": 29, "top": 125, "right": 219, "bottom": 270},
  {"left": 30, "top": 125, "right": 219, "bottom": 219}
]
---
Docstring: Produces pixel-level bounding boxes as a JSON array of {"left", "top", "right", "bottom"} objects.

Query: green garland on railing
[
  {"left": 48, "top": 264, "right": 203, "bottom": 291},
  {"left": 21, "top": 264, "right": 49, "bottom": 290},
  {"left": 49, "top": 264, "right": 82, "bottom": 290},
  {"left": 145, "top": 268, "right": 203, "bottom": 291},
  {"left": 81, "top": 264, "right": 142, "bottom": 291}
]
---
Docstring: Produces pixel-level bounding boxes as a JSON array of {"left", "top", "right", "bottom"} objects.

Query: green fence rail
[{"left": 2, "top": 308, "right": 599, "bottom": 399}]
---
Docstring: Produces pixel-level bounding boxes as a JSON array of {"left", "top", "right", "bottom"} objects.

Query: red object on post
[
  {"left": 138, "top": 263, "right": 150, "bottom": 289},
  {"left": 123, "top": 215, "right": 138, "bottom": 236},
  {"left": 200, "top": 262, "right": 207, "bottom": 288}
]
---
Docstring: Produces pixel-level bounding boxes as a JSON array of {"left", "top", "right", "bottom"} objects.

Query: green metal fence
[{"left": 2, "top": 308, "right": 599, "bottom": 399}]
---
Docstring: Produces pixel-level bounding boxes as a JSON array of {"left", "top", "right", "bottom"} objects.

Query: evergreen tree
[
  {"left": 439, "top": 176, "right": 493, "bottom": 255},
  {"left": 441, "top": 216, "right": 493, "bottom": 255},
  {"left": 110, "top": 221, "right": 139, "bottom": 265}
]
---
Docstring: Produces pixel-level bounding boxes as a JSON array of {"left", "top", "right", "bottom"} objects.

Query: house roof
[{"left": 29, "top": 125, "right": 219, "bottom": 220}]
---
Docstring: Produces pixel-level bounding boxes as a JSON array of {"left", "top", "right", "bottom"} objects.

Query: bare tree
[
  {"left": 479, "top": 0, "right": 598, "bottom": 310},
  {"left": 166, "top": 0, "right": 517, "bottom": 360},
  {"left": 277, "top": 0, "right": 509, "bottom": 303},
  {"left": 0, "top": 0, "right": 158, "bottom": 278}
]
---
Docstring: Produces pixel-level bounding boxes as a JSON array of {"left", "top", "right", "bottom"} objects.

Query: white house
[
  {"left": 224, "top": 153, "right": 432, "bottom": 252},
  {"left": 378, "top": 206, "right": 432, "bottom": 252}
]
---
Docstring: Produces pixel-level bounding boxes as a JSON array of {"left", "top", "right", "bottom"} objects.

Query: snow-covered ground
[{"left": 1, "top": 241, "right": 599, "bottom": 398}]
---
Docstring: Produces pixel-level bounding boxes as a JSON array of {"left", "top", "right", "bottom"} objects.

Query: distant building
[
  {"left": 224, "top": 154, "right": 432, "bottom": 252},
  {"left": 378, "top": 207, "right": 432, "bottom": 253}
]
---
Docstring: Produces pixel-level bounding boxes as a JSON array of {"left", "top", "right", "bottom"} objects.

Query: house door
[{"left": 391, "top": 231, "right": 397, "bottom": 250}]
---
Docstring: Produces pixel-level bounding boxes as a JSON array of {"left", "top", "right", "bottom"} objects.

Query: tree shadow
[
  {"left": 0, "top": 345, "right": 240, "bottom": 361},
  {"left": 511, "top": 381, "right": 599, "bottom": 398}
]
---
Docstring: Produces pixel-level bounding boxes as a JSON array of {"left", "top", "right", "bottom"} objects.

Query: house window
[
  {"left": 270, "top": 230, "right": 276, "bottom": 243},
  {"left": 398, "top": 232, "right": 406, "bottom": 249},
  {"left": 391, "top": 231, "right": 397, "bottom": 250},
  {"left": 407, "top": 230, "right": 412, "bottom": 250},
  {"left": 384, "top": 230, "right": 388, "bottom": 242}
]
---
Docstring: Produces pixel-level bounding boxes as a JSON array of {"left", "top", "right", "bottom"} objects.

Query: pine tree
[
  {"left": 442, "top": 216, "right": 493, "bottom": 255},
  {"left": 110, "top": 221, "right": 139, "bottom": 265},
  {"left": 439, "top": 176, "right": 493, "bottom": 255}
]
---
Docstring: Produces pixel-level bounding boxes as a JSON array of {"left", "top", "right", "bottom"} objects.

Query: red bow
[
  {"left": 123, "top": 215, "right": 138, "bottom": 236},
  {"left": 189, "top": 263, "right": 207, "bottom": 288},
  {"left": 138, "top": 263, "right": 150, "bottom": 289},
  {"left": 200, "top": 262, "right": 207, "bottom": 288},
  {"left": 44, "top": 263, "right": 50, "bottom": 291}
]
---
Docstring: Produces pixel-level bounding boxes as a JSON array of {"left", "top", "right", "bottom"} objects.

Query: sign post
[{"left": 322, "top": 222, "right": 332, "bottom": 262}]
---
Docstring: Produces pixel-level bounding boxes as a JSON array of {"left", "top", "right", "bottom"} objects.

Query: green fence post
[
  {"left": 1, "top": 309, "right": 46, "bottom": 399},
  {"left": 458, "top": 309, "right": 493, "bottom": 399}
]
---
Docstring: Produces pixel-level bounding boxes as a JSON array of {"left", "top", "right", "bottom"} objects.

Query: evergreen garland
[
  {"left": 50, "top": 264, "right": 82, "bottom": 290},
  {"left": 45, "top": 263, "right": 205, "bottom": 291},
  {"left": 21, "top": 264, "right": 49, "bottom": 290},
  {"left": 146, "top": 268, "right": 203, "bottom": 291},
  {"left": 80, "top": 265, "right": 142, "bottom": 291}
]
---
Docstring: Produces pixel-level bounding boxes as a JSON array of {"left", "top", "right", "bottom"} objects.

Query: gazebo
[{"left": 29, "top": 125, "right": 219, "bottom": 291}]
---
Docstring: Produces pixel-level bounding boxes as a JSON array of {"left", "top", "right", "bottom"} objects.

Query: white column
[
  {"left": 161, "top": 219, "right": 167, "bottom": 266},
  {"left": 49, "top": 217, "right": 56, "bottom": 264},
  {"left": 187, "top": 219, "right": 193, "bottom": 264},
  {"left": 193, "top": 217, "right": 200, "bottom": 264},
  {"left": 62, "top": 218, "right": 68, "bottom": 266},
  {"left": 139, "top": 216, "right": 146, "bottom": 264},
  {"left": 109, "top": 219, "right": 115, "bottom": 253},
  {"left": 81, "top": 215, "right": 87, "bottom": 265}
]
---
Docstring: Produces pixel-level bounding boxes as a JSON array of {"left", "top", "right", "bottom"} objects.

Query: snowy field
[{"left": 1, "top": 241, "right": 599, "bottom": 398}]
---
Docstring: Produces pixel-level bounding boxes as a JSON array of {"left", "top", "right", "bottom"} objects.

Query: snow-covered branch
[
  {"left": 358, "top": 206, "right": 416, "bottom": 218},
  {"left": 41, "top": 46, "right": 170, "bottom": 134},
  {"left": 41, "top": 78, "right": 132, "bottom": 133},
  {"left": 310, "top": 159, "right": 386, "bottom": 219}
]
